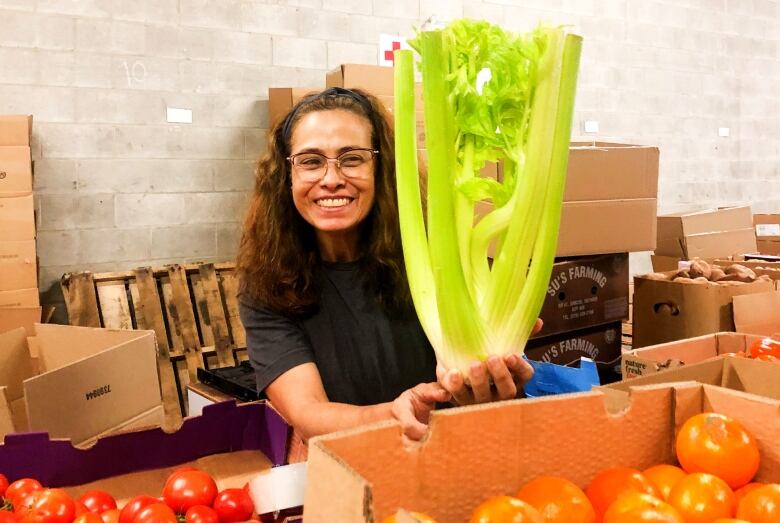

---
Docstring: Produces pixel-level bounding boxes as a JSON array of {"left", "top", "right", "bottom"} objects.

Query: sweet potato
[
  {"left": 688, "top": 259, "right": 712, "bottom": 280},
  {"left": 709, "top": 267, "right": 726, "bottom": 281},
  {"left": 644, "top": 272, "right": 670, "bottom": 281},
  {"left": 673, "top": 277, "right": 695, "bottom": 284}
]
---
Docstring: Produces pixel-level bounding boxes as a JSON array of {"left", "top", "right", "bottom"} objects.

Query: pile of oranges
[{"left": 385, "top": 412, "right": 779, "bottom": 522}]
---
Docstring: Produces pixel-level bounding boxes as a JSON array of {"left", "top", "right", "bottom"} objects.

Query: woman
[{"left": 237, "top": 87, "right": 535, "bottom": 443}]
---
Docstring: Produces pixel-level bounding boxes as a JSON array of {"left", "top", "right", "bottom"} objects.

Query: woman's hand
[
  {"left": 436, "top": 319, "right": 542, "bottom": 405},
  {"left": 391, "top": 382, "right": 451, "bottom": 443}
]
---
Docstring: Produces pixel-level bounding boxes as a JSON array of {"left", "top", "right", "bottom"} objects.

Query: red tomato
[
  {"left": 184, "top": 505, "right": 220, "bottom": 523},
  {"left": 74, "top": 513, "right": 104, "bottom": 523},
  {"left": 0, "top": 512, "right": 16, "bottom": 523},
  {"left": 162, "top": 471, "right": 217, "bottom": 513},
  {"left": 118, "top": 496, "right": 157, "bottom": 523},
  {"left": 748, "top": 337, "right": 780, "bottom": 359},
  {"left": 78, "top": 491, "right": 117, "bottom": 515},
  {"left": 101, "top": 509, "right": 120, "bottom": 523},
  {"left": 212, "top": 489, "right": 254, "bottom": 523},
  {"left": 73, "top": 501, "right": 89, "bottom": 518},
  {"left": 5, "top": 479, "right": 43, "bottom": 509},
  {"left": 18, "top": 488, "right": 76, "bottom": 523},
  {"left": 0, "top": 474, "right": 8, "bottom": 497},
  {"left": 132, "top": 503, "right": 177, "bottom": 523}
]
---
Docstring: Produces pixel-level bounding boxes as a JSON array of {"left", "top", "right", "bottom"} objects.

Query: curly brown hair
[{"left": 236, "top": 88, "right": 412, "bottom": 317}]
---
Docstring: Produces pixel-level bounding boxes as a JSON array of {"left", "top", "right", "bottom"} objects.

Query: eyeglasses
[{"left": 287, "top": 148, "right": 379, "bottom": 182}]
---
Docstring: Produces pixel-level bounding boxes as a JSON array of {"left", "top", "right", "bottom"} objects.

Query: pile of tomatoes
[
  {"left": 386, "top": 412, "right": 780, "bottom": 522},
  {"left": 732, "top": 337, "right": 780, "bottom": 363},
  {"left": 0, "top": 467, "right": 255, "bottom": 523}
]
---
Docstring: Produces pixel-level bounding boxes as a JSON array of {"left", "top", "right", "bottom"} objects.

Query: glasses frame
[{"left": 286, "top": 148, "right": 379, "bottom": 181}]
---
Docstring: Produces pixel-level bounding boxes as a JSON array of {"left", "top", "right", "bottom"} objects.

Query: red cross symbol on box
[{"left": 383, "top": 41, "right": 402, "bottom": 63}]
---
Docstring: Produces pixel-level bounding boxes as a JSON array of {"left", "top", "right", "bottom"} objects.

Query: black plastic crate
[{"left": 197, "top": 361, "right": 263, "bottom": 402}]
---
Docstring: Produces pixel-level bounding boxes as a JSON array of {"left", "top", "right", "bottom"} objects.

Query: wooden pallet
[{"left": 61, "top": 262, "right": 248, "bottom": 428}]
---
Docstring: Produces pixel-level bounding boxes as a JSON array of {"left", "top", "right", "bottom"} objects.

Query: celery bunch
[{"left": 394, "top": 20, "right": 582, "bottom": 375}]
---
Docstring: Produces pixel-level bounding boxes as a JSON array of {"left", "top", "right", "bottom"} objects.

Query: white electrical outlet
[
  {"left": 718, "top": 127, "right": 730, "bottom": 137},
  {"left": 584, "top": 120, "right": 599, "bottom": 133},
  {"left": 167, "top": 107, "right": 193, "bottom": 124}
]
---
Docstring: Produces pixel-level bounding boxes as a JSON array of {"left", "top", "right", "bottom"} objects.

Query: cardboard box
[
  {"left": 0, "top": 115, "right": 32, "bottom": 146},
  {"left": 304, "top": 382, "right": 780, "bottom": 521},
  {"left": 0, "top": 323, "right": 164, "bottom": 445},
  {"left": 0, "top": 239, "right": 37, "bottom": 291},
  {"left": 0, "top": 193, "right": 35, "bottom": 241},
  {"left": 754, "top": 214, "right": 780, "bottom": 255},
  {"left": 732, "top": 290, "right": 780, "bottom": 337},
  {"left": 532, "top": 253, "right": 628, "bottom": 338},
  {"left": 0, "top": 146, "right": 32, "bottom": 196},
  {"left": 0, "top": 401, "right": 290, "bottom": 508},
  {"left": 631, "top": 271, "right": 773, "bottom": 348},
  {"left": 656, "top": 206, "right": 757, "bottom": 260},
  {"left": 0, "top": 306, "right": 41, "bottom": 335},
  {"left": 0, "top": 287, "right": 39, "bottom": 307},
  {"left": 611, "top": 353, "right": 780, "bottom": 401},
  {"left": 526, "top": 321, "right": 622, "bottom": 384},
  {"left": 474, "top": 143, "right": 659, "bottom": 257},
  {"left": 268, "top": 87, "right": 322, "bottom": 130},
  {"left": 621, "top": 331, "right": 762, "bottom": 378}
]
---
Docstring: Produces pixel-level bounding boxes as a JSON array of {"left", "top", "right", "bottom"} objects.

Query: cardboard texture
[
  {"left": 304, "top": 383, "right": 780, "bottom": 522},
  {"left": 0, "top": 146, "right": 33, "bottom": 196},
  {"left": 474, "top": 143, "right": 659, "bottom": 256},
  {"left": 0, "top": 193, "right": 35, "bottom": 241},
  {"left": 533, "top": 253, "right": 628, "bottom": 338},
  {"left": 0, "top": 327, "right": 36, "bottom": 403},
  {"left": 621, "top": 331, "right": 763, "bottom": 378},
  {"left": 656, "top": 206, "right": 757, "bottom": 259},
  {"left": 0, "top": 306, "right": 41, "bottom": 335},
  {"left": 0, "top": 287, "right": 39, "bottom": 307},
  {"left": 526, "top": 322, "right": 622, "bottom": 383},
  {"left": 0, "top": 401, "right": 290, "bottom": 497},
  {"left": 0, "top": 239, "right": 37, "bottom": 291},
  {"left": 0, "top": 115, "right": 32, "bottom": 146},
  {"left": 631, "top": 272, "right": 774, "bottom": 348},
  {"left": 0, "top": 387, "right": 13, "bottom": 438}
]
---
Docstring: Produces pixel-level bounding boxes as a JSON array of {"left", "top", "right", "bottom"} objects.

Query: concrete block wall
[{"left": 0, "top": 0, "right": 777, "bottom": 307}]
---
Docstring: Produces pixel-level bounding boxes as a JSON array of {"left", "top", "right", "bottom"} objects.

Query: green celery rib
[
  {"left": 393, "top": 49, "right": 442, "bottom": 350},
  {"left": 500, "top": 33, "right": 583, "bottom": 352},
  {"left": 482, "top": 29, "right": 561, "bottom": 337},
  {"left": 420, "top": 30, "right": 488, "bottom": 372},
  {"left": 457, "top": 135, "right": 477, "bottom": 304}
]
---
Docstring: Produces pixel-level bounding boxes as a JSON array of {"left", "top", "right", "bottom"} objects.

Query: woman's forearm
[{"left": 288, "top": 400, "right": 394, "bottom": 441}]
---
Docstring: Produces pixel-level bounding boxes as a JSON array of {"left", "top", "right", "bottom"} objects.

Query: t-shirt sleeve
[{"left": 239, "top": 298, "right": 316, "bottom": 394}]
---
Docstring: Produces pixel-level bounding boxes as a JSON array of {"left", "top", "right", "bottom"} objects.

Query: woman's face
[{"left": 288, "top": 109, "right": 376, "bottom": 258}]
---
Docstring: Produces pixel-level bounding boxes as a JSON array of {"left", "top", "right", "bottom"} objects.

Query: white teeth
[{"left": 317, "top": 198, "right": 351, "bottom": 208}]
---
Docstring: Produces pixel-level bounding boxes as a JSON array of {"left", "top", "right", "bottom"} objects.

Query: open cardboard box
[
  {"left": 631, "top": 271, "right": 773, "bottom": 348},
  {"left": 304, "top": 382, "right": 780, "bottom": 521},
  {"left": 754, "top": 214, "right": 780, "bottom": 255},
  {"left": 0, "top": 323, "right": 164, "bottom": 446},
  {"left": 0, "top": 401, "right": 291, "bottom": 508},
  {"left": 623, "top": 290, "right": 780, "bottom": 377},
  {"left": 615, "top": 351, "right": 780, "bottom": 398},
  {"left": 655, "top": 206, "right": 757, "bottom": 260}
]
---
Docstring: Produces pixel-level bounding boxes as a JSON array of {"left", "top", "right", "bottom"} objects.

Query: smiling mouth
[{"left": 315, "top": 197, "right": 354, "bottom": 208}]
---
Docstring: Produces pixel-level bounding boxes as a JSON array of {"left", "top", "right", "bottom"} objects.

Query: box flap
[
  {"left": 24, "top": 333, "right": 162, "bottom": 443},
  {"left": 679, "top": 206, "right": 753, "bottom": 235},
  {"left": 733, "top": 291, "right": 780, "bottom": 336},
  {"left": 34, "top": 323, "right": 154, "bottom": 372},
  {"left": 0, "top": 327, "right": 35, "bottom": 401},
  {"left": 683, "top": 228, "right": 758, "bottom": 259}
]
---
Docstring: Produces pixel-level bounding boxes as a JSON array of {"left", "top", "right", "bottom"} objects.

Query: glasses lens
[
  {"left": 338, "top": 150, "right": 372, "bottom": 169},
  {"left": 294, "top": 153, "right": 327, "bottom": 171}
]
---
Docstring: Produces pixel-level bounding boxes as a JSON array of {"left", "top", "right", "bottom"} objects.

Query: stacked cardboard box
[
  {"left": 652, "top": 206, "right": 757, "bottom": 271},
  {"left": 754, "top": 214, "right": 780, "bottom": 255},
  {"left": 0, "top": 115, "right": 39, "bottom": 328}
]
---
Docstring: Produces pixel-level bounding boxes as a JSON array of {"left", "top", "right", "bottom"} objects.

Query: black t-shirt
[{"left": 239, "top": 261, "right": 437, "bottom": 406}]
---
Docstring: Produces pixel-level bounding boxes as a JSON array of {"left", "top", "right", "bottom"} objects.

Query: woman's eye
[
  {"left": 299, "top": 157, "right": 324, "bottom": 168},
  {"left": 339, "top": 155, "right": 363, "bottom": 166}
]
